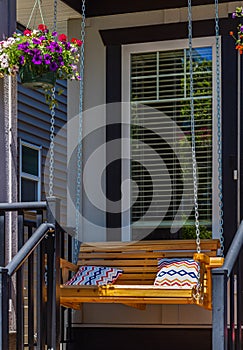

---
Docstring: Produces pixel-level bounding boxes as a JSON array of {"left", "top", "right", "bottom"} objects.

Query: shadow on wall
[{"left": 67, "top": 328, "right": 212, "bottom": 350}]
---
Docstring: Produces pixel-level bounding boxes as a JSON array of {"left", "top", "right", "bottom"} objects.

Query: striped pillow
[
  {"left": 64, "top": 266, "right": 123, "bottom": 286},
  {"left": 154, "top": 258, "right": 199, "bottom": 289}
]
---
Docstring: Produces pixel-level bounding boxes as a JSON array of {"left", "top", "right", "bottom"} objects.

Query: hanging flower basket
[
  {"left": 0, "top": 24, "right": 82, "bottom": 105},
  {"left": 19, "top": 65, "right": 56, "bottom": 89},
  {"left": 230, "top": 7, "right": 243, "bottom": 54}
]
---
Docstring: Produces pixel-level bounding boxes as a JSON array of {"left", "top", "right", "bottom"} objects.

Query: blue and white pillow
[
  {"left": 64, "top": 265, "right": 123, "bottom": 286},
  {"left": 154, "top": 258, "right": 199, "bottom": 289}
]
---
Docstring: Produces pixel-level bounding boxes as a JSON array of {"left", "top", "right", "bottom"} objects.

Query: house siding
[{"left": 17, "top": 80, "right": 67, "bottom": 227}]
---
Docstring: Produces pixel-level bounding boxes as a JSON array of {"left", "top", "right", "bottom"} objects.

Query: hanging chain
[
  {"left": 188, "top": 0, "right": 201, "bottom": 254},
  {"left": 48, "top": 0, "right": 58, "bottom": 198},
  {"left": 215, "top": 0, "right": 224, "bottom": 256},
  {"left": 53, "top": 0, "right": 57, "bottom": 32},
  {"left": 49, "top": 88, "right": 56, "bottom": 197},
  {"left": 27, "top": 0, "right": 45, "bottom": 28},
  {"left": 73, "top": 0, "right": 86, "bottom": 263}
]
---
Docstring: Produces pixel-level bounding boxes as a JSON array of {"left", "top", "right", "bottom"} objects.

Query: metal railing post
[
  {"left": 36, "top": 210, "right": 45, "bottom": 350},
  {"left": 0, "top": 267, "right": 9, "bottom": 350},
  {"left": 46, "top": 197, "right": 61, "bottom": 350},
  {"left": 0, "top": 212, "right": 5, "bottom": 267},
  {"left": 16, "top": 210, "right": 24, "bottom": 349},
  {"left": 212, "top": 268, "right": 228, "bottom": 350}
]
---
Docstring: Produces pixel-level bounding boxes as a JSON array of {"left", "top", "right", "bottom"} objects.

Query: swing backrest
[{"left": 75, "top": 239, "right": 220, "bottom": 286}]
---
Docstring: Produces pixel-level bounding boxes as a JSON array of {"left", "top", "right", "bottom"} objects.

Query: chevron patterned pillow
[
  {"left": 64, "top": 266, "right": 123, "bottom": 286},
  {"left": 154, "top": 258, "right": 199, "bottom": 289}
]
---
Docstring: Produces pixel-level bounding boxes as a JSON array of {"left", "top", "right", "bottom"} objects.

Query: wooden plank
[
  {"left": 80, "top": 239, "right": 219, "bottom": 251},
  {"left": 60, "top": 285, "right": 193, "bottom": 298},
  {"left": 79, "top": 251, "right": 217, "bottom": 261},
  {"left": 113, "top": 266, "right": 158, "bottom": 273},
  {"left": 118, "top": 273, "right": 156, "bottom": 280},
  {"left": 61, "top": 301, "right": 82, "bottom": 310},
  {"left": 116, "top": 281, "right": 154, "bottom": 285},
  {"left": 79, "top": 252, "right": 167, "bottom": 259},
  {"left": 60, "top": 296, "right": 194, "bottom": 305},
  {"left": 79, "top": 259, "right": 158, "bottom": 267}
]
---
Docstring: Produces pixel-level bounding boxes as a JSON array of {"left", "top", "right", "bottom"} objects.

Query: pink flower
[
  {"left": 38, "top": 24, "right": 47, "bottom": 32},
  {"left": 58, "top": 34, "right": 67, "bottom": 42},
  {"left": 23, "top": 29, "right": 32, "bottom": 36}
]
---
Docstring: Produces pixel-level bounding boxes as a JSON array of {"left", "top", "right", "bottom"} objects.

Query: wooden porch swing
[
  {"left": 59, "top": 239, "right": 223, "bottom": 310},
  {"left": 55, "top": 0, "right": 224, "bottom": 311}
]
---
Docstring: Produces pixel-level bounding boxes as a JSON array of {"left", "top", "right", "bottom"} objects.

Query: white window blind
[{"left": 130, "top": 47, "right": 212, "bottom": 235}]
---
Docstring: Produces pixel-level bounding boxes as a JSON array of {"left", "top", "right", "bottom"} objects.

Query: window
[
  {"left": 20, "top": 140, "right": 41, "bottom": 201},
  {"left": 122, "top": 38, "right": 219, "bottom": 241}
]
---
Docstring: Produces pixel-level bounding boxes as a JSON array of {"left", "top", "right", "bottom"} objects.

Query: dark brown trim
[
  {"left": 100, "top": 17, "right": 235, "bottom": 46},
  {"left": 106, "top": 46, "right": 122, "bottom": 237},
  {"left": 62, "top": 0, "right": 236, "bottom": 18},
  {"left": 103, "top": 17, "right": 238, "bottom": 249},
  {"left": 221, "top": 35, "right": 238, "bottom": 251}
]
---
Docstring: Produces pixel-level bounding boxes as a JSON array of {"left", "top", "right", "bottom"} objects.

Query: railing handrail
[
  {"left": 212, "top": 220, "right": 243, "bottom": 350},
  {"left": 0, "top": 201, "right": 47, "bottom": 211},
  {"left": 5, "top": 223, "right": 54, "bottom": 276},
  {"left": 213, "top": 220, "right": 243, "bottom": 278}
]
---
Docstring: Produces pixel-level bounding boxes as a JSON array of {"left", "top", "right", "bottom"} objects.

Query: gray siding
[{"left": 18, "top": 80, "right": 67, "bottom": 227}]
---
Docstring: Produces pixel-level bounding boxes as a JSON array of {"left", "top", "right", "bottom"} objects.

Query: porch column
[
  {"left": 0, "top": 0, "right": 18, "bottom": 257},
  {"left": 0, "top": 0, "right": 18, "bottom": 339}
]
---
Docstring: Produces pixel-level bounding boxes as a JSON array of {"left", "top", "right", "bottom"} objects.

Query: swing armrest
[
  {"left": 193, "top": 253, "right": 224, "bottom": 268},
  {"left": 60, "top": 258, "right": 79, "bottom": 284},
  {"left": 60, "top": 258, "right": 78, "bottom": 272}
]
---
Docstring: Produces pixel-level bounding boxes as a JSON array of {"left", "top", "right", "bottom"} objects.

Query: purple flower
[
  {"left": 241, "top": 25, "right": 243, "bottom": 32},
  {"left": 18, "top": 42, "right": 29, "bottom": 52},
  {"left": 52, "top": 31, "right": 57, "bottom": 36},
  {"left": 34, "top": 48, "right": 40, "bottom": 53},
  {"left": 44, "top": 54, "right": 52, "bottom": 65},
  {"left": 28, "top": 48, "right": 41, "bottom": 56},
  {"left": 26, "top": 49, "right": 34, "bottom": 56},
  {"left": 55, "top": 45, "right": 63, "bottom": 53},
  {"left": 32, "top": 54, "right": 42, "bottom": 65},
  {"left": 39, "top": 36, "right": 46, "bottom": 41},
  {"left": 47, "top": 41, "right": 63, "bottom": 53},
  {"left": 57, "top": 55, "right": 64, "bottom": 66},
  {"left": 232, "top": 12, "right": 236, "bottom": 18},
  {"left": 65, "top": 42, "right": 71, "bottom": 50},
  {"left": 19, "top": 55, "right": 25, "bottom": 65},
  {"left": 49, "top": 61, "right": 58, "bottom": 71},
  {"left": 47, "top": 41, "right": 59, "bottom": 52},
  {"left": 32, "top": 38, "right": 41, "bottom": 45}
]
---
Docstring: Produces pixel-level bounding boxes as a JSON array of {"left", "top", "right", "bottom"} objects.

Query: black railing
[
  {"left": 0, "top": 197, "right": 67, "bottom": 350},
  {"left": 212, "top": 221, "right": 243, "bottom": 350}
]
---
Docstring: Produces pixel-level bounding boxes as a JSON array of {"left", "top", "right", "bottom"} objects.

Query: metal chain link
[
  {"left": 53, "top": 0, "right": 57, "bottom": 32},
  {"left": 49, "top": 88, "right": 56, "bottom": 197},
  {"left": 188, "top": 0, "right": 201, "bottom": 254},
  {"left": 73, "top": 0, "right": 86, "bottom": 264},
  {"left": 48, "top": 0, "right": 58, "bottom": 198},
  {"left": 215, "top": 0, "right": 224, "bottom": 256}
]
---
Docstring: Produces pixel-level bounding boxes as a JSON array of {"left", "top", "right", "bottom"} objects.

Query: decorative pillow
[
  {"left": 64, "top": 266, "right": 123, "bottom": 286},
  {"left": 154, "top": 258, "right": 199, "bottom": 289}
]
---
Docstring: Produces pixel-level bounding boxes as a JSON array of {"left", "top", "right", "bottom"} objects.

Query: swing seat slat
[{"left": 59, "top": 239, "right": 224, "bottom": 310}]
